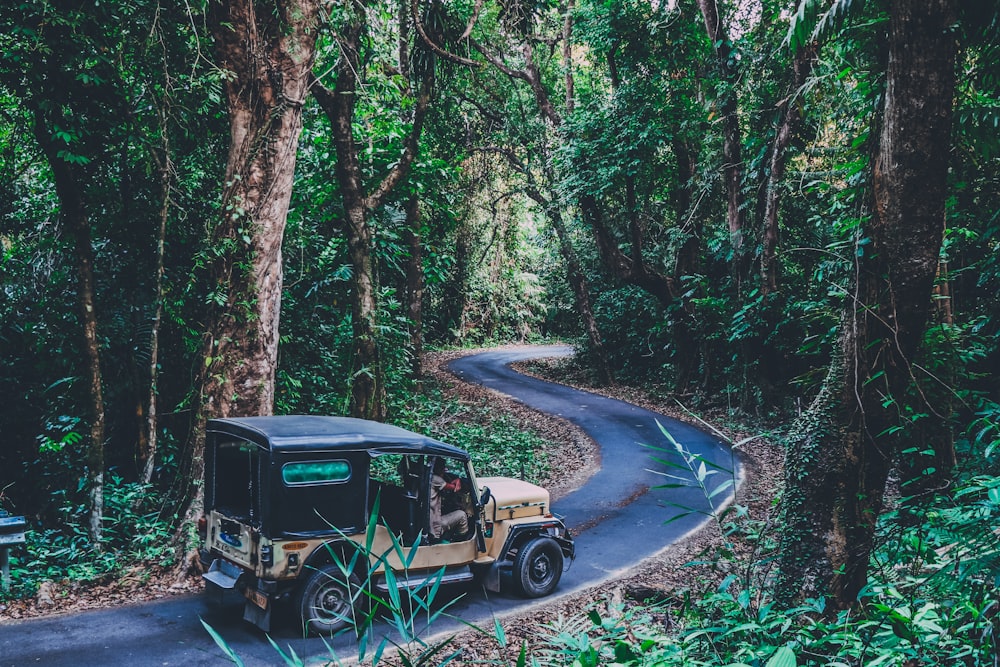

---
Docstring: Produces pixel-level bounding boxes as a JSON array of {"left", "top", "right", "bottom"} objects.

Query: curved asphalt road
[{"left": 0, "top": 345, "right": 738, "bottom": 666}]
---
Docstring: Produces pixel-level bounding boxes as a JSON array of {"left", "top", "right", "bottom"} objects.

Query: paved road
[{"left": 0, "top": 345, "right": 738, "bottom": 666}]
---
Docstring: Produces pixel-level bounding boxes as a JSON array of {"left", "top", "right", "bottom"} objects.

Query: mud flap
[
  {"left": 243, "top": 599, "right": 272, "bottom": 633},
  {"left": 481, "top": 560, "right": 509, "bottom": 593}
]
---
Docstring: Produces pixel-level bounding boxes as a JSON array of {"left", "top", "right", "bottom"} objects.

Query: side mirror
[{"left": 479, "top": 486, "right": 492, "bottom": 508}]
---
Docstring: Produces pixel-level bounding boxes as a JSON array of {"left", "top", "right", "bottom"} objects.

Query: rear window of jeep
[{"left": 282, "top": 460, "right": 351, "bottom": 486}]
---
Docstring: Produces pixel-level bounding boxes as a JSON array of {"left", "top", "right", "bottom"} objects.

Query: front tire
[
  {"left": 513, "top": 537, "right": 564, "bottom": 598},
  {"left": 296, "top": 564, "right": 361, "bottom": 635}
]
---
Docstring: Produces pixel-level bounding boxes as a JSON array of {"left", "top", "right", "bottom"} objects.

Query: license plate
[{"left": 245, "top": 587, "right": 268, "bottom": 610}]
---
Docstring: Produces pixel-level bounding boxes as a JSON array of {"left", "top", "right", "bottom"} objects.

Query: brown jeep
[{"left": 199, "top": 416, "right": 574, "bottom": 634}]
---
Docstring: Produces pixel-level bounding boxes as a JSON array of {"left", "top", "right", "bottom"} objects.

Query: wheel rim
[
  {"left": 311, "top": 579, "right": 351, "bottom": 624},
  {"left": 529, "top": 551, "right": 554, "bottom": 586}
]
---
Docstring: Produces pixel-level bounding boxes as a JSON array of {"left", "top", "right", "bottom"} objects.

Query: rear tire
[
  {"left": 513, "top": 537, "right": 564, "bottom": 598},
  {"left": 296, "top": 564, "right": 361, "bottom": 635}
]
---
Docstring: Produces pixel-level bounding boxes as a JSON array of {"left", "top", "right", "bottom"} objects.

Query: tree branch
[
  {"left": 367, "top": 73, "right": 434, "bottom": 211},
  {"left": 410, "top": 0, "right": 481, "bottom": 67}
]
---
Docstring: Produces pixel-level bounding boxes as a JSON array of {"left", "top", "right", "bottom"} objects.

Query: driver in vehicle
[{"left": 430, "top": 458, "right": 469, "bottom": 541}]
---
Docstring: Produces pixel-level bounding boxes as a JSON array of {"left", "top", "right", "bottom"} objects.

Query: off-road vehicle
[{"left": 199, "top": 416, "right": 575, "bottom": 634}]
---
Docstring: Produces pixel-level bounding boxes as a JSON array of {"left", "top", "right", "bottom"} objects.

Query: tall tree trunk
[
  {"left": 346, "top": 204, "right": 386, "bottom": 420},
  {"left": 312, "top": 4, "right": 433, "bottom": 421},
  {"left": 316, "top": 19, "right": 384, "bottom": 420},
  {"left": 760, "top": 43, "right": 818, "bottom": 296},
  {"left": 32, "top": 111, "right": 105, "bottom": 546},
  {"left": 696, "top": 0, "right": 745, "bottom": 254},
  {"left": 404, "top": 194, "right": 425, "bottom": 383},
  {"left": 140, "top": 116, "right": 171, "bottom": 486},
  {"left": 671, "top": 137, "right": 702, "bottom": 392},
  {"left": 178, "top": 0, "right": 321, "bottom": 535},
  {"left": 201, "top": 0, "right": 319, "bottom": 418},
  {"left": 313, "top": 17, "right": 385, "bottom": 421},
  {"left": 776, "top": 0, "right": 958, "bottom": 610}
]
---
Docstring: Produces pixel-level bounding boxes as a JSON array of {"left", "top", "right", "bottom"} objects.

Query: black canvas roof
[{"left": 206, "top": 415, "right": 469, "bottom": 459}]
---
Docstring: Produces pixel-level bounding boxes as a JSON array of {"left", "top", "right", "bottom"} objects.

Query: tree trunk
[
  {"left": 760, "top": 43, "right": 818, "bottom": 296},
  {"left": 776, "top": 0, "right": 958, "bottom": 610},
  {"left": 312, "top": 5, "right": 433, "bottom": 421},
  {"left": 140, "top": 109, "right": 172, "bottom": 485},
  {"left": 31, "top": 110, "right": 106, "bottom": 546},
  {"left": 313, "top": 19, "right": 385, "bottom": 420},
  {"left": 178, "top": 0, "right": 320, "bottom": 533},
  {"left": 696, "top": 0, "right": 744, "bottom": 254},
  {"left": 73, "top": 190, "right": 106, "bottom": 548},
  {"left": 404, "top": 194, "right": 425, "bottom": 383},
  {"left": 346, "top": 202, "right": 386, "bottom": 421},
  {"left": 671, "top": 137, "right": 702, "bottom": 392},
  {"left": 200, "top": 0, "right": 319, "bottom": 418}
]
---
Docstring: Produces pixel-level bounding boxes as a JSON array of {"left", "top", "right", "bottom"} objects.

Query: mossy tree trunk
[{"left": 776, "top": 0, "right": 958, "bottom": 611}]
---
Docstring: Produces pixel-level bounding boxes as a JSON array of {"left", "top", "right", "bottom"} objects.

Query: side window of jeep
[{"left": 281, "top": 460, "right": 351, "bottom": 486}]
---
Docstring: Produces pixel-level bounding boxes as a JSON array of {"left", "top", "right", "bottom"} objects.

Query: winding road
[{"left": 0, "top": 345, "right": 738, "bottom": 666}]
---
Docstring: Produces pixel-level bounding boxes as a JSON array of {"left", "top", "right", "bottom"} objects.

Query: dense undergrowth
[{"left": 526, "top": 404, "right": 1000, "bottom": 667}]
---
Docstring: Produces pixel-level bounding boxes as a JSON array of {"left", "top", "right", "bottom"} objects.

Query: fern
[{"left": 786, "top": 0, "right": 865, "bottom": 52}]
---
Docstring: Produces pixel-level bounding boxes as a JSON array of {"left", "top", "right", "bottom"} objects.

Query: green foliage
[
  {"left": 422, "top": 158, "right": 552, "bottom": 347},
  {"left": 787, "top": 0, "right": 868, "bottom": 52},
  {"left": 533, "top": 420, "right": 1000, "bottom": 666},
  {"left": 1, "top": 473, "right": 177, "bottom": 600},
  {"left": 0, "top": 0, "right": 224, "bottom": 530},
  {"left": 393, "top": 387, "right": 551, "bottom": 485}
]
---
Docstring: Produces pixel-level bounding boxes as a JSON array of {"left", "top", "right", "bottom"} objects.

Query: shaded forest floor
[{"left": 1, "top": 346, "right": 785, "bottom": 659}]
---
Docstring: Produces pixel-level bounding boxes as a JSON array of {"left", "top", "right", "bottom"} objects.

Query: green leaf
[
  {"left": 516, "top": 641, "right": 527, "bottom": 667},
  {"left": 200, "top": 619, "right": 245, "bottom": 667},
  {"left": 493, "top": 616, "right": 507, "bottom": 649},
  {"left": 765, "top": 645, "right": 797, "bottom": 667}
]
